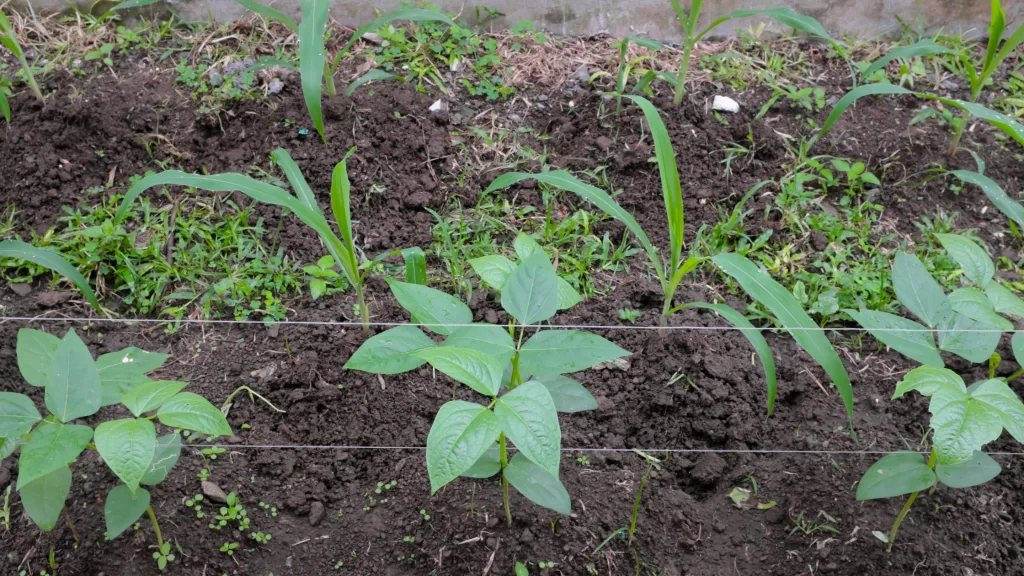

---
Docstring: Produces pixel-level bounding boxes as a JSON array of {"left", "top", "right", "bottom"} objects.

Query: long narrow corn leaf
[
  {"left": 113, "top": 171, "right": 347, "bottom": 276},
  {"left": 329, "top": 157, "right": 360, "bottom": 285},
  {"left": 951, "top": 170, "right": 1024, "bottom": 231},
  {"left": 682, "top": 302, "right": 777, "bottom": 415},
  {"left": 696, "top": 8, "right": 836, "bottom": 48},
  {"left": 0, "top": 240, "right": 101, "bottom": 312},
  {"left": 625, "top": 96, "right": 682, "bottom": 276},
  {"left": 402, "top": 247, "right": 427, "bottom": 285},
  {"left": 712, "top": 253, "right": 854, "bottom": 423},
  {"left": 862, "top": 39, "right": 954, "bottom": 78},
  {"left": 299, "top": 0, "right": 330, "bottom": 142},
  {"left": 231, "top": 0, "right": 298, "bottom": 31},
  {"left": 981, "top": 0, "right": 1006, "bottom": 80},
  {"left": 90, "top": 0, "right": 161, "bottom": 29},
  {"left": 817, "top": 83, "right": 1024, "bottom": 148},
  {"left": 989, "top": 22, "right": 1024, "bottom": 81},
  {"left": 0, "top": 11, "right": 22, "bottom": 56},
  {"left": 485, "top": 171, "right": 665, "bottom": 289},
  {"left": 271, "top": 148, "right": 318, "bottom": 214},
  {"left": 346, "top": 69, "right": 398, "bottom": 97}
]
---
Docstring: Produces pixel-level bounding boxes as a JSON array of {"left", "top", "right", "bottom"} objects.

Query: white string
[
  {"left": 190, "top": 444, "right": 1024, "bottom": 457},
  {"left": 0, "top": 315, "right": 1019, "bottom": 333}
]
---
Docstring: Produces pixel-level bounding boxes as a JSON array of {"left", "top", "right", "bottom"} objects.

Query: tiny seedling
[
  {"left": 345, "top": 244, "right": 630, "bottom": 524},
  {"left": 251, "top": 531, "right": 272, "bottom": 544},
  {"left": 2, "top": 328, "right": 231, "bottom": 570},
  {"left": 858, "top": 365, "right": 1024, "bottom": 550},
  {"left": 219, "top": 542, "right": 239, "bottom": 556},
  {"left": 588, "top": 35, "right": 664, "bottom": 114},
  {"left": 419, "top": 508, "right": 430, "bottom": 521},
  {"left": 617, "top": 308, "right": 641, "bottom": 324}
]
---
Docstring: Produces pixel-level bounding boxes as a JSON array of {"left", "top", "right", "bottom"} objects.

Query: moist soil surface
[{"left": 2, "top": 43, "right": 1024, "bottom": 576}]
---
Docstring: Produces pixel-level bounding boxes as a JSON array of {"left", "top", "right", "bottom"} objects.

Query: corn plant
[
  {"left": 2, "top": 328, "right": 230, "bottom": 568},
  {"left": 847, "top": 236, "right": 1023, "bottom": 368},
  {"left": 588, "top": 35, "right": 664, "bottom": 114},
  {"left": 818, "top": 1, "right": 1024, "bottom": 156},
  {"left": 667, "top": 2, "right": 843, "bottom": 105},
  {"left": 486, "top": 96, "right": 854, "bottom": 422},
  {"left": 233, "top": 1, "right": 453, "bottom": 141},
  {"left": 858, "top": 365, "right": 1023, "bottom": 550},
  {"left": 114, "top": 148, "right": 375, "bottom": 327},
  {"left": 345, "top": 249, "right": 629, "bottom": 524},
  {"left": 947, "top": 163, "right": 1024, "bottom": 235},
  {"left": 469, "top": 231, "right": 581, "bottom": 310},
  {"left": 0, "top": 8, "right": 43, "bottom": 123},
  {"left": 0, "top": 240, "right": 101, "bottom": 312}
]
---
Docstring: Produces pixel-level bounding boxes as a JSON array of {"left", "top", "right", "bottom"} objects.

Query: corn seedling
[
  {"left": 847, "top": 235, "right": 1024, "bottom": 368},
  {"left": 344, "top": 245, "right": 629, "bottom": 524},
  {"left": 0, "top": 8, "right": 43, "bottom": 116},
  {"left": 667, "top": 2, "right": 843, "bottom": 105},
  {"left": 114, "top": 148, "right": 379, "bottom": 327},
  {"left": 486, "top": 96, "right": 854, "bottom": 423},
  {"left": 588, "top": 35, "right": 664, "bottom": 114},
  {"left": 1, "top": 328, "right": 231, "bottom": 569},
  {"left": 233, "top": 1, "right": 454, "bottom": 141},
  {"left": 858, "top": 365, "right": 1024, "bottom": 550},
  {"left": 819, "top": 1, "right": 1024, "bottom": 156},
  {"left": 0, "top": 240, "right": 102, "bottom": 312},
  {"left": 628, "top": 451, "right": 663, "bottom": 544}
]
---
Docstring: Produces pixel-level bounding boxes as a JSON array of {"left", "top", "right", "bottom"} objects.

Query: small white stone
[
  {"left": 429, "top": 99, "right": 448, "bottom": 114},
  {"left": 712, "top": 96, "right": 740, "bottom": 113}
]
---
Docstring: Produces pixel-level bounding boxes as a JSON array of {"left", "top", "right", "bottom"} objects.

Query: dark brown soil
[{"left": 2, "top": 40, "right": 1024, "bottom": 576}]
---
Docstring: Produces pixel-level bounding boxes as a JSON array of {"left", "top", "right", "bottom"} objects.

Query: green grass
[
  {"left": 0, "top": 187, "right": 338, "bottom": 326},
  {"left": 428, "top": 182, "right": 638, "bottom": 301}
]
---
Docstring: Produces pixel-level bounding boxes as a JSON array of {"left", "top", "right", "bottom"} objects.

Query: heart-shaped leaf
[
  {"left": 0, "top": 392, "right": 41, "bottom": 437},
  {"left": 519, "top": 330, "right": 630, "bottom": 375},
  {"left": 529, "top": 375, "right": 597, "bottom": 413},
  {"left": 387, "top": 280, "right": 472, "bottom": 335},
  {"left": 935, "top": 450, "right": 1001, "bottom": 488},
  {"left": 104, "top": 484, "right": 151, "bottom": 540},
  {"left": 494, "top": 381, "right": 561, "bottom": 477},
  {"left": 16, "top": 329, "right": 60, "bottom": 387},
  {"left": 413, "top": 347, "right": 503, "bottom": 397},
  {"left": 20, "top": 466, "right": 73, "bottom": 531},
  {"left": 95, "top": 418, "right": 156, "bottom": 493},
  {"left": 344, "top": 325, "right": 436, "bottom": 374},
  {"left": 141, "top": 433, "right": 182, "bottom": 486},
  {"left": 426, "top": 401, "right": 501, "bottom": 493},
  {"left": 501, "top": 253, "right": 559, "bottom": 325},
  {"left": 17, "top": 421, "right": 93, "bottom": 489},
  {"left": 45, "top": 330, "right": 101, "bottom": 423},
  {"left": 442, "top": 324, "right": 516, "bottom": 364},
  {"left": 121, "top": 381, "right": 188, "bottom": 417},
  {"left": 856, "top": 452, "right": 935, "bottom": 500},
  {"left": 503, "top": 452, "right": 571, "bottom": 514},
  {"left": 157, "top": 393, "right": 232, "bottom": 437}
]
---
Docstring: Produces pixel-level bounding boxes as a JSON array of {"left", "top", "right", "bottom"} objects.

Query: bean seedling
[
  {"left": 2, "top": 328, "right": 231, "bottom": 569},
  {"left": 345, "top": 245, "right": 629, "bottom": 524},
  {"left": 858, "top": 365, "right": 1024, "bottom": 550}
]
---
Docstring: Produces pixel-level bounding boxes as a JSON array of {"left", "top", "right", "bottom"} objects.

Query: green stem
[
  {"left": 672, "top": 41, "right": 693, "bottom": 107},
  {"left": 510, "top": 354, "right": 522, "bottom": 390},
  {"left": 323, "top": 61, "right": 336, "bottom": 99},
  {"left": 499, "top": 433, "right": 511, "bottom": 526},
  {"left": 356, "top": 281, "right": 369, "bottom": 330},
  {"left": 1006, "top": 368, "right": 1024, "bottom": 383},
  {"left": 887, "top": 490, "right": 918, "bottom": 553},
  {"left": 145, "top": 506, "right": 165, "bottom": 548},
  {"left": 948, "top": 90, "right": 979, "bottom": 157},
  {"left": 17, "top": 53, "right": 43, "bottom": 101}
]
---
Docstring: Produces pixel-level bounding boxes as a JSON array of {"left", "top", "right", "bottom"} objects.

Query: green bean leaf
[
  {"left": 16, "top": 328, "right": 60, "bottom": 387},
  {"left": 20, "top": 466, "right": 73, "bottom": 531},
  {"left": 141, "top": 433, "right": 182, "bottom": 486},
  {"left": 469, "top": 255, "right": 517, "bottom": 290},
  {"left": 504, "top": 452, "right": 571, "bottom": 515},
  {"left": 519, "top": 330, "right": 631, "bottom": 376},
  {"left": 984, "top": 282, "right": 1024, "bottom": 320},
  {"left": 948, "top": 288, "right": 1013, "bottom": 331},
  {"left": 412, "top": 347, "right": 503, "bottom": 397},
  {"left": 104, "top": 484, "right": 151, "bottom": 540},
  {"left": 344, "top": 325, "right": 436, "bottom": 374},
  {"left": 856, "top": 452, "right": 935, "bottom": 500},
  {"left": 845, "top": 309, "right": 943, "bottom": 368},
  {"left": 17, "top": 421, "right": 93, "bottom": 489},
  {"left": 95, "top": 418, "right": 156, "bottom": 493},
  {"left": 442, "top": 324, "right": 516, "bottom": 364},
  {"left": 528, "top": 375, "right": 597, "bottom": 413},
  {"left": 45, "top": 330, "right": 102, "bottom": 423},
  {"left": 494, "top": 381, "right": 560, "bottom": 477},
  {"left": 426, "top": 401, "right": 501, "bottom": 493},
  {"left": 157, "top": 392, "right": 232, "bottom": 437},
  {"left": 501, "top": 253, "right": 559, "bottom": 326},
  {"left": 462, "top": 444, "right": 501, "bottom": 478},
  {"left": 0, "top": 392, "right": 41, "bottom": 437},
  {"left": 387, "top": 280, "right": 472, "bottom": 335},
  {"left": 935, "top": 450, "right": 1001, "bottom": 488},
  {"left": 935, "top": 233, "right": 994, "bottom": 288},
  {"left": 951, "top": 170, "right": 1024, "bottom": 232},
  {"left": 892, "top": 251, "right": 951, "bottom": 328}
]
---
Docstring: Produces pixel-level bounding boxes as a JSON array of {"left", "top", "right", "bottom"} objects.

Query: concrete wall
[{"left": 16, "top": 0, "right": 1024, "bottom": 40}]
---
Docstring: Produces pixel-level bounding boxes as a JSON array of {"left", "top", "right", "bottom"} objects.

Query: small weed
[
  {"left": 576, "top": 455, "right": 591, "bottom": 466},
  {"left": 219, "top": 542, "right": 239, "bottom": 556},
  {"left": 789, "top": 510, "right": 840, "bottom": 536},
  {"left": 152, "top": 542, "right": 175, "bottom": 570},
  {"left": 419, "top": 508, "right": 431, "bottom": 521},
  {"left": 617, "top": 308, "right": 641, "bottom": 323},
  {"left": 251, "top": 531, "right": 272, "bottom": 545}
]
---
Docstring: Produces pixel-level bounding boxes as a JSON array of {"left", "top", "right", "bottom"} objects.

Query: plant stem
[
  {"left": 17, "top": 53, "right": 43, "bottom": 101},
  {"left": 499, "top": 433, "right": 512, "bottom": 526},
  {"left": 672, "top": 42, "right": 693, "bottom": 107},
  {"left": 1006, "top": 368, "right": 1024, "bottom": 383},
  {"left": 63, "top": 507, "right": 79, "bottom": 543},
  {"left": 221, "top": 386, "right": 287, "bottom": 414},
  {"left": 887, "top": 490, "right": 918, "bottom": 552},
  {"left": 947, "top": 90, "right": 979, "bottom": 157},
  {"left": 356, "top": 281, "right": 369, "bottom": 330},
  {"left": 323, "top": 61, "right": 336, "bottom": 98},
  {"left": 146, "top": 506, "right": 165, "bottom": 548}
]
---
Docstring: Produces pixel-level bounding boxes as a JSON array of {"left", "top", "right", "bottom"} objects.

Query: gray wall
[{"left": 16, "top": 0, "right": 1024, "bottom": 40}]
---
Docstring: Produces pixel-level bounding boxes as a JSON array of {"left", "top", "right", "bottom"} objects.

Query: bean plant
[
  {"left": 1, "top": 328, "right": 231, "bottom": 569},
  {"left": 667, "top": 2, "right": 844, "bottom": 105},
  {"left": 345, "top": 248, "right": 629, "bottom": 523},
  {"left": 232, "top": 0, "right": 453, "bottom": 141},
  {"left": 469, "top": 231, "right": 582, "bottom": 311},
  {"left": 0, "top": 8, "right": 43, "bottom": 125},
  {"left": 848, "top": 234, "right": 1024, "bottom": 367},
  {"left": 858, "top": 365, "right": 1024, "bottom": 550},
  {"left": 818, "top": 0, "right": 1024, "bottom": 156},
  {"left": 115, "top": 148, "right": 376, "bottom": 327},
  {"left": 486, "top": 96, "right": 853, "bottom": 422}
]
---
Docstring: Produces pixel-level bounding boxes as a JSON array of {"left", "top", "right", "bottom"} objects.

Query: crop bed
[{"left": 2, "top": 7, "right": 1024, "bottom": 576}]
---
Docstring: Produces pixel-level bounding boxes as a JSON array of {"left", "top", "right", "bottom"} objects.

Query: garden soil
[{"left": 1, "top": 50, "right": 1024, "bottom": 576}]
